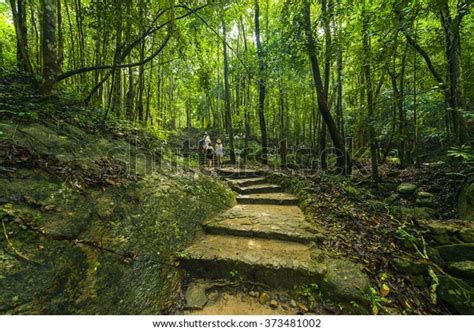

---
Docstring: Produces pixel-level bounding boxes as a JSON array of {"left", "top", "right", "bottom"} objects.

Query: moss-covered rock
[
  {"left": 397, "top": 183, "right": 417, "bottom": 195},
  {"left": 400, "top": 207, "right": 436, "bottom": 220},
  {"left": 320, "top": 259, "right": 371, "bottom": 314},
  {"left": 437, "top": 243, "right": 474, "bottom": 262},
  {"left": 448, "top": 261, "right": 474, "bottom": 283},
  {"left": 416, "top": 191, "right": 434, "bottom": 199},
  {"left": 391, "top": 257, "right": 427, "bottom": 274},
  {"left": 459, "top": 228, "right": 474, "bottom": 243},
  {"left": 437, "top": 275, "right": 474, "bottom": 314}
]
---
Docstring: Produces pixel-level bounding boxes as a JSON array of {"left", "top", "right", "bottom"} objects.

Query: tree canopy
[{"left": 1, "top": 0, "right": 472, "bottom": 174}]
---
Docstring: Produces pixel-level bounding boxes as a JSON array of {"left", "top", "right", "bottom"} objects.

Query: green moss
[{"left": 0, "top": 118, "right": 235, "bottom": 314}]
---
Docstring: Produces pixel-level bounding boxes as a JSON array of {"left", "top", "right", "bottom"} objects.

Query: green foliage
[
  {"left": 367, "top": 286, "right": 389, "bottom": 315},
  {"left": 294, "top": 283, "right": 320, "bottom": 299},
  {"left": 447, "top": 145, "right": 474, "bottom": 162}
]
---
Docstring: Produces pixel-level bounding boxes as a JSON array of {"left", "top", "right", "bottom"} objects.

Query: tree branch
[
  {"left": 56, "top": 3, "right": 208, "bottom": 82},
  {"left": 402, "top": 30, "right": 445, "bottom": 87}
]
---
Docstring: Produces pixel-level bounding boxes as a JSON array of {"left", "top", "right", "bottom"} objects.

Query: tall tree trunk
[
  {"left": 126, "top": 67, "right": 135, "bottom": 121},
  {"left": 73, "top": 0, "right": 85, "bottom": 85},
  {"left": 57, "top": 0, "right": 64, "bottom": 72},
  {"left": 303, "top": 0, "right": 351, "bottom": 174},
  {"left": 255, "top": 0, "right": 268, "bottom": 165},
  {"left": 399, "top": 45, "right": 408, "bottom": 166},
  {"left": 240, "top": 16, "right": 250, "bottom": 163},
  {"left": 222, "top": 16, "right": 236, "bottom": 164},
  {"left": 279, "top": 82, "right": 287, "bottom": 168},
  {"left": 362, "top": 0, "right": 379, "bottom": 181},
  {"left": 319, "top": 0, "right": 332, "bottom": 171},
  {"left": 40, "top": 0, "right": 58, "bottom": 96},
  {"left": 439, "top": 0, "right": 468, "bottom": 145},
  {"left": 335, "top": 1, "right": 345, "bottom": 140},
  {"left": 111, "top": 0, "right": 123, "bottom": 116},
  {"left": 412, "top": 35, "right": 419, "bottom": 166},
  {"left": 136, "top": 0, "right": 145, "bottom": 122},
  {"left": 9, "top": 0, "right": 35, "bottom": 81}
]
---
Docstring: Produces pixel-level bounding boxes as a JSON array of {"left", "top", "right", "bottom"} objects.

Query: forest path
[{"left": 180, "top": 168, "right": 321, "bottom": 314}]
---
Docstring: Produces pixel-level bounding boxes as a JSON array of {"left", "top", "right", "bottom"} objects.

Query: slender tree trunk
[
  {"left": 222, "top": 16, "right": 236, "bottom": 164},
  {"left": 40, "top": 0, "right": 58, "bottom": 96},
  {"left": 126, "top": 67, "right": 135, "bottom": 121},
  {"left": 137, "top": 0, "right": 145, "bottom": 122},
  {"left": 303, "top": 0, "right": 351, "bottom": 174},
  {"left": 398, "top": 45, "right": 408, "bottom": 166},
  {"left": 74, "top": 0, "right": 85, "bottom": 85},
  {"left": 279, "top": 82, "right": 287, "bottom": 168},
  {"left": 111, "top": 0, "right": 123, "bottom": 116},
  {"left": 439, "top": 1, "right": 468, "bottom": 145},
  {"left": 319, "top": 0, "right": 332, "bottom": 171},
  {"left": 9, "top": 0, "right": 35, "bottom": 81},
  {"left": 15, "top": 0, "right": 27, "bottom": 70},
  {"left": 413, "top": 35, "right": 419, "bottom": 166},
  {"left": 255, "top": 0, "right": 268, "bottom": 165},
  {"left": 361, "top": 0, "right": 379, "bottom": 181},
  {"left": 335, "top": 1, "right": 345, "bottom": 140},
  {"left": 57, "top": 0, "right": 64, "bottom": 72}
]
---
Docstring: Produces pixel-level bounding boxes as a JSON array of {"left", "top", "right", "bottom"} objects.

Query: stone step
[
  {"left": 204, "top": 204, "right": 317, "bottom": 244},
  {"left": 180, "top": 234, "right": 324, "bottom": 288},
  {"left": 217, "top": 168, "right": 264, "bottom": 179},
  {"left": 236, "top": 192, "right": 299, "bottom": 205},
  {"left": 226, "top": 177, "right": 268, "bottom": 187},
  {"left": 234, "top": 184, "right": 283, "bottom": 194}
]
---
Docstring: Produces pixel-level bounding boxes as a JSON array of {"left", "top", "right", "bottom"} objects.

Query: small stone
[
  {"left": 289, "top": 299, "right": 297, "bottom": 308},
  {"left": 249, "top": 290, "right": 258, "bottom": 298},
  {"left": 259, "top": 292, "right": 270, "bottom": 305},
  {"left": 281, "top": 304, "right": 289, "bottom": 311},
  {"left": 278, "top": 294, "right": 289, "bottom": 303},
  {"left": 184, "top": 283, "right": 208, "bottom": 310},
  {"left": 397, "top": 183, "right": 418, "bottom": 195},
  {"left": 269, "top": 300, "right": 279, "bottom": 308},
  {"left": 416, "top": 191, "right": 434, "bottom": 199}
]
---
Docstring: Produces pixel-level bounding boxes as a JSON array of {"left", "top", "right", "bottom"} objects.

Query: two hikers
[{"left": 198, "top": 133, "right": 223, "bottom": 167}]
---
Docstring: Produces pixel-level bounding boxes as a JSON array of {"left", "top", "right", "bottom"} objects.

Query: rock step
[
  {"left": 180, "top": 234, "right": 324, "bottom": 288},
  {"left": 234, "top": 184, "right": 283, "bottom": 194},
  {"left": 226, "top": 177, "right": 268, "bottom": 187},
  {"left": 217, "top": 168, "right": 265, "bottom": 179},
  {"left": 236, "top": 192, "right": 299, "bottom": 206},
  {"left": 204, "top": 204, "right": 317, "bottom": 244}
]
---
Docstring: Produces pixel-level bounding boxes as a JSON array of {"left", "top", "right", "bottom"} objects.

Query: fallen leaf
[{"left": 380, "top": 283, "right": 390, "bottom": 297}]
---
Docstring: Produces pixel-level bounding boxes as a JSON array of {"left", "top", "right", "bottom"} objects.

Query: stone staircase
[
  {"left": 179, "top": 168, "right": 371, "bottom": 314},
  {"left": 180, "top": 168, "right": 323, "bottom": 287}
]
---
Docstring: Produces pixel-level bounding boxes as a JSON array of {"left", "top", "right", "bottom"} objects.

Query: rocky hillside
[{"left": 0, "top": 81, "right": 235, "bottom": 314}]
